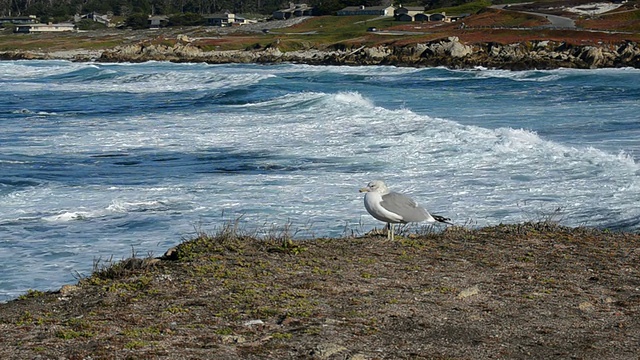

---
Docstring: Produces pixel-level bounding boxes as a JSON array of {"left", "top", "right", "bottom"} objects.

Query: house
[
  {"left": 394, "top": 6, "right": 424, "bottom": 17},
  {"left": 273, "top": 3, "right": 314, "bottom": 20},
  {"left": 428, "top": 13, "right": 447, "bottom": 22},
  {"left": 74, "top": 12, "right": 112, "bottom": 27},
  {"left": 234, "top": 16, "right": 257, "bottom": 26},
  {"left": 413, "top": 12, "right": 450, "bottom": 22},
  {"left": 337, "top": 5, "right": 395, "bottom": 17},
  {"left": 396, "top": 6, "right": 453, "bottom": 22},
  {"left": 205, "top": 13, "right": 257, "bottom": 26},
  {"left": 293, "top": 5, "right": 314, "bottom": 17},
  {"left": 0, "top": 16, "right": 38, "bottom": 26},
  {"left": 414, "top": 13, "right": 430, "bottom": 22},
  {"left": 392, "top": 7, "right": 456, "bottom": 23},
  {"left": 206, "top": 12, "right": 236, "bottom": 26},
  {"left": 396, "top": 13, "right": 414, "bottom": 22},
  {"left": 14, "top": 23, "right": 75, "bottom": 33},
  {"left": 148, "top": 15, "right": 168, "bottom": 28}
]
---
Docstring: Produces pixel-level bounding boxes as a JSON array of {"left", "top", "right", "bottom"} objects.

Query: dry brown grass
[
  {"left": 578, "top": 8, "right": 640, "bottom": 32},
  {"left": 364, "top": 7, "right": 640, "bottom": 47}
]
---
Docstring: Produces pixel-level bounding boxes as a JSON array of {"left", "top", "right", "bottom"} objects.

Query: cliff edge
[{"left": 2, "top": 36, "right": 640, "bottom": 70}]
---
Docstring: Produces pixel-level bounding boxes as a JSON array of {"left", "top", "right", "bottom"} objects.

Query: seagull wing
[{"left": 380, "top": 191, "right": 430, "bottom": 223}]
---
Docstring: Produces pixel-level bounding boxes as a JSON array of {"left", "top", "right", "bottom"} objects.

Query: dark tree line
[
  {"left": 0, "top": 0, "right": 395, "bottom": 19},
  {"left": 0, "top": 0, "right": 478, "bottom": 26}
]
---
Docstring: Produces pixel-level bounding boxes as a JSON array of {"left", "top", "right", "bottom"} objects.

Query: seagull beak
[{"left": 359, "top": 187, "right": 370, "bottom": 193}]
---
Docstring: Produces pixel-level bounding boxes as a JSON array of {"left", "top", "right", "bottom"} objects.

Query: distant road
[{"left": 491, "top": 4, "right": 576, "bottom": 29}]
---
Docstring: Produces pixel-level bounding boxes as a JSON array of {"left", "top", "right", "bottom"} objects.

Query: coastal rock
[
  {"left": 59, "top": 284, "right": 79, "bottom": 296},
  {"left": 535, "top": 40, "right": 550, "bottom": 49},
  {"left": 616, "top": 42, "right": 640, "bottom": 66},
  {"left": 220, "top": 334, "right": 246, "bottom": 344},
  {"left": 311, "top": 343, "right": 348, "bottom": 359},
  {"left": 263, "top": 46, "right": 283, "bottom": 57},
  {"left": 489, "top": 43, "right": 527, "bottom": 62},
  {"left": 412, "top": 43, "right": 429, "bottom": 58},
  {"left": 163, "top": 246, "right": 179, "bottom": 260},
  {"left": 457, "top": 285, "right": 480, "bottom": 299},
  {"left": 447, "top": 37, "right": 474, "bottom": 58},
  {"left": 91, "top": 39, "right": 640, "bottom": 70},
  {"left": 172, "top": 43, "right": 203, "bottom": 58},
  {"left": 578, "top": 301, "right": 595, "bottom": 313},
  {"left": 363, "top": 46, "right": 391, "bottom": 60},
  {"left": 578, "top": 46, "right": 610, "bottom": 68},
  {"left": 243, "top": 319, "right": 265, "bottom": 327},
  {"left": 100, "top": 42, "right": 203, "bottom": 62},
  {"left": 423, "top": 36, "right": 474, "bottom": 58},
  {"left": 0, "top": 50, "right": 43, "bottom": 60},
  {"left": 176, "top": 34, "right": 192, "bottom": 43}
]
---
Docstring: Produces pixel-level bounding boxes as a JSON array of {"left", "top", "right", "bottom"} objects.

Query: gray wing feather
[{"left": 380, "top": 192, "right": 430, "bottom": 223}]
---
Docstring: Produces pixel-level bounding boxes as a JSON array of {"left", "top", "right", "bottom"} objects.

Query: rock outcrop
[
  {"left": 3, "top": 36, "right": 640, "bottom": 70},
  {"left": 96, "top": 36, "right": 640, "bottom": 70}
]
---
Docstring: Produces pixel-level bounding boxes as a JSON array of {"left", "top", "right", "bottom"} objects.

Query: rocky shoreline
[{"left": 2, "top": 36, "right": 640, "bottom": 70}]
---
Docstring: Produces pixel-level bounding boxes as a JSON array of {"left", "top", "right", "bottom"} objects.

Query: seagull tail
[{"left": 432, "top": 214, "right": 453, "bottom": 225}]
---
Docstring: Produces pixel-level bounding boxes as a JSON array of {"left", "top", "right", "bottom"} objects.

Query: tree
[
  {"left": 132, "top": 0, "right": 152, "bottom": 14},
  {"left": 168, "top": 12, "right": 203, "bottom": 25},
  {"left": 76, "top": 18, "right": 107, "bottom": 30},
  {"left": 0, "top": 0, "right": 334, "bottom": 20},
  {"left": 311, "top": 0, "right": 345, "bottom": 15},
  {"left": 120, "top": 4, "right": 132, "bottom": 17},
  {"left": 125, "top": 12, "right": 149, "bottom": 28}
]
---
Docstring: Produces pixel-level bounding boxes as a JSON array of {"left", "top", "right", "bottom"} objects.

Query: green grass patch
[
  {"left": 56, "top": 329, "right": 96, "bottom": 339},
  {"left": 0, "top": 34, "right": 126, "bottom": 51},
  {"left": 432, "top": 0, "right": 492, "bottom": 16},
  {"left": 271, "top": 15, "right": 397, "bottom": 47},
  {"left": 17, "top": 289, "right": 46, "bottom": 300}
]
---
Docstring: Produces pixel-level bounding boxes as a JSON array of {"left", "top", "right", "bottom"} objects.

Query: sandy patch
[{"left": 565, "top": 2, "right": 624, "bottom": 15}]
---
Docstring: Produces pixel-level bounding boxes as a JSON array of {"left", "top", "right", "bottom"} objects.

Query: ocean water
[{"left": 1, "top": 60, "right": 639, "bottom": 301}]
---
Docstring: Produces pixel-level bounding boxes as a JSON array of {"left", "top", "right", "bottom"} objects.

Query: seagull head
[{"left": 359, "top": 180, "right": 389, "bottom": 194}]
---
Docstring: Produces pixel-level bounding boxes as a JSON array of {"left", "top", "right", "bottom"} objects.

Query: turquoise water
[{"left": 1, "top": 60, "right": 639, "bottom": 301}]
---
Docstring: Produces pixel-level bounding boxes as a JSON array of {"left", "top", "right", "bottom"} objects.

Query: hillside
[{"left": 1, "top": 1, "right": 640, "bottom": 69}]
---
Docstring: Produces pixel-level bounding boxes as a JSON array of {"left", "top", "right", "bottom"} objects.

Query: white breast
[{"left": 364, "top": 191, "right": 404, "bottom": 223}]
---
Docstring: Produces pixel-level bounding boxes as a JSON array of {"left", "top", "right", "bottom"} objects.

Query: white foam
[
  {"left": 106, "top": 199, "right": 170, "bottom": 213},
  {"left": 2, "top": 62, "right": 640, "bottom": 302},
  {"left": 333, "top": 91, "right": 375, "bottom": 108},
  {"left": 12, "top": 109, "right": 33, "bottom": 114},
  {"left": 11, "top": 109, "right": 59, "bottom": 116},
  {"left": 42, "top": 211, "right": 90, "bottom": 222},
  {"left": 0, "top": 60, "right": 87, "bottom": 79},
  {"left": 1, "top": 62, "right": 275, "bottom": 94},
  {"left": 99, "top": 71, "right": 275, "bottom": 93},
  {"left": 280, "top": 64, "right": 421, "bottom": 76}
]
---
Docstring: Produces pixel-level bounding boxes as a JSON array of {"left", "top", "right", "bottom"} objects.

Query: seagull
[{"left": 359, "top": 180, "right": 452, "bottom": 240}]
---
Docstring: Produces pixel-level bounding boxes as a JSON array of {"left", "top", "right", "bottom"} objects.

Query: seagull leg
[{"left": 387, "top": 223, "right": 394, "bottom": 241}]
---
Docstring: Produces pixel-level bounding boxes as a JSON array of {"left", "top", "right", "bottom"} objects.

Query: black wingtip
[{"left": 432, "top": 214, "right": 453, "bottom": 225}]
